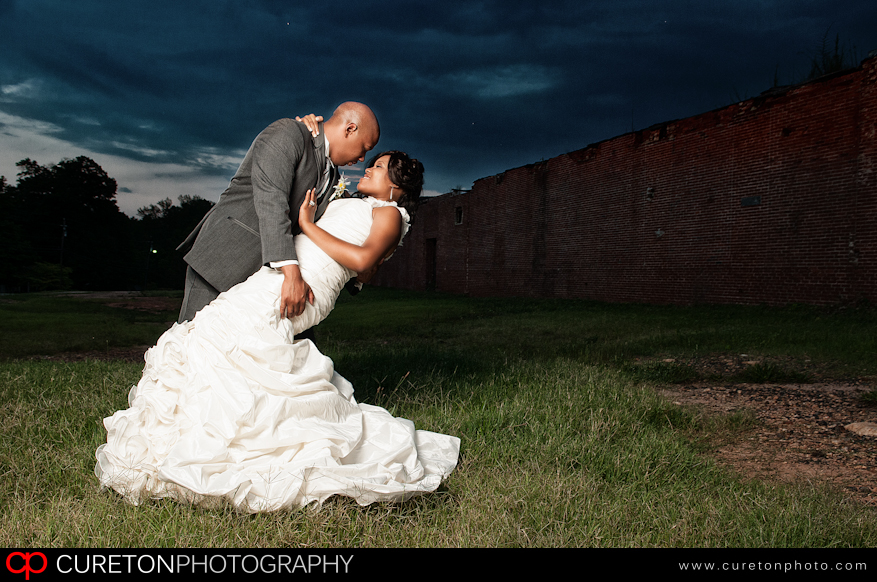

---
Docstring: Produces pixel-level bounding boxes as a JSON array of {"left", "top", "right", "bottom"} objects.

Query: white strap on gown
[{"left": 95, "top": 197, "right": 460, "bottom": 512}]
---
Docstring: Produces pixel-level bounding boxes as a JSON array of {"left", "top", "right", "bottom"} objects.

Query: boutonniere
[{"left": 330, "top": 174, "right": 349, "bottom": 201}]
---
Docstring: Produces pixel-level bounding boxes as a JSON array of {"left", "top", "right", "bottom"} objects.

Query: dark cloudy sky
[{"left": 2, "top": 0, "right": 876, "bottom": 215}]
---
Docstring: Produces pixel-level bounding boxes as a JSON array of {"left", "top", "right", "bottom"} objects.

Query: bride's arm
[{"left": 298, "top": 189, "right": 402, "bottom": 274}]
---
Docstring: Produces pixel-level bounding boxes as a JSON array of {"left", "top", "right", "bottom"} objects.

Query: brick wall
[{"left": 374, "top": 56, "right": 877, "bottom": 306}]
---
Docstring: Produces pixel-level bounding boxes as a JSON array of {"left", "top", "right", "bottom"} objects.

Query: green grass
[
  {"left": 0, "top": 294, "right": 175, "bottom": 360},
  {"left": 320, "top": 291, "right": 877, "bottom": 381},
  {"left": 0, "top": 289, "right": 876, "bottom": 547}
]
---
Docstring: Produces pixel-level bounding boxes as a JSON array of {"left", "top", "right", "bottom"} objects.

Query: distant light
[{"left": 152, "top": 249, "right": 158, "bottom": 254}]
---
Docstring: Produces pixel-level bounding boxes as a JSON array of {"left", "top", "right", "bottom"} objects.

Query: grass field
[{"left": 0, "top": 289, "right": 875, "bottom": 547}]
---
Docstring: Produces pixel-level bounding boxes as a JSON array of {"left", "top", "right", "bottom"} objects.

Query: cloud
[
  {"left": 189, "top": 147, "right": 249, "bottom": 172},
  {"left": 64, "top": 114, "right": 102, "bottom": 126},
  {"left": 443, "top": 64, "right": 561, "bottom": 98},
  {"left": 0, "top": 110, "right": 229, "bottom": 216},
  {"left": 0, "top": 79, "right": 43, "bottom": 101},
  {"left": 2, "top": 0, "right": 877, "bottom": 206},
  {"left": 110, "top": 141, "right": 174, "bottom": 158},
  {"left": 0, "top": 110, "right": 64, "bottom": 137}
]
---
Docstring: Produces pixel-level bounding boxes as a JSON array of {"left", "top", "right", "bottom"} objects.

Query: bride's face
[{"left": 357, "top": 155, "right": 397, "bottom": 199}]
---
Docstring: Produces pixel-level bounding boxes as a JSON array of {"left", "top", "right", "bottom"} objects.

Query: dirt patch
[
  {"left": 28, "top": 292, "right": 177, "bottom": 363},
  {"left": 33, "top": 346, "right": 152, "bottom": 364},
  {"left": 652, "top": 353, "right": 863, "bottom": 383},
  {"left": 103, "top": 297, "right": 180, "bottom": 313},
  {"left": 63, "top": 291, "right": 181, "bottom": 314},
  {"left": 654, "top": 355, "right": 877, "bottom": 506}
]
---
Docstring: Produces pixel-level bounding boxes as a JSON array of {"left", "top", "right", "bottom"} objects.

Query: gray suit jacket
[{"left": 178, "top": 118, "right": 339, "bottom": 292}]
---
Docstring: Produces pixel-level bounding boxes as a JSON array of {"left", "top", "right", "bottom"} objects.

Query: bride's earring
[{"left": 390, "top": 186, "right": 395, "bottom": 201}]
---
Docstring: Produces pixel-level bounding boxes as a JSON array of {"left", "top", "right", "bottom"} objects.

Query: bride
[{"left": 95, "top": 150, "right": 460, "bottom": 513}]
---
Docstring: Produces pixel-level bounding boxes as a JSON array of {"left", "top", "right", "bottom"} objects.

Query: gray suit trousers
[{"left": 178, "top": 265, "right": 220, "bottom": 324}]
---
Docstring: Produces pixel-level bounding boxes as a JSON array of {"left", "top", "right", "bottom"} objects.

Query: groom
[{"left": 176, "top": 102, "right": 380, "bottom": 324}]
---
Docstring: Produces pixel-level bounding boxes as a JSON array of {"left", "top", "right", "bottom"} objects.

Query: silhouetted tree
[
  {"left": 2, "top": 157, "right": 136, "bottom": 290},
  {"left": 0, "top": 175, "right": 40, "bottom": 290},
  {"left": 134, "top": 194, "right": 214, "bottom": 289},
  {"left": 1, "top": 157, "right": 215, "bottom": 292},
  {"left": 806, "top": 30, "right": 859, "bottom": 81}
]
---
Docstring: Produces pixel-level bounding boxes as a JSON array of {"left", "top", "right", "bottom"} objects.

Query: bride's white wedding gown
[{"left": 95, "top": 197, "right": 460, "bottom": 512}]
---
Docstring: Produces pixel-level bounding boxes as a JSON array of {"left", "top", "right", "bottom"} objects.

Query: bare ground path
[
  {"left": 28, "top": 291, "right": 180, "bottom": 362},
  {"left": 652, "top": 355, "right": 877, "bottom": 506}
]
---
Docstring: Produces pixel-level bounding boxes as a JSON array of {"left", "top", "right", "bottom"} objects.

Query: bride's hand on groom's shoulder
[{"left": 295, "top": 114, "right": 323, "bottom": 137}]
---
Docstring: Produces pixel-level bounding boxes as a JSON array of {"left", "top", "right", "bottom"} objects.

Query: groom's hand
[
  {"left": 279, "top": 264, "right": 314, "bottom": 318},
  {"left": 356, "top": 262, "right": 381, "bottom": 285}
]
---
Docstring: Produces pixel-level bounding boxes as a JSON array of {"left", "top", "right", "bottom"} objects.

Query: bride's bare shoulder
[{"left": 371, "top": 205, "right": 404, "bottom": 222}]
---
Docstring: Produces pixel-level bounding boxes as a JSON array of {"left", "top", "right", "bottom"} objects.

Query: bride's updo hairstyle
[{"left": 368, "top": 150, "right": 424, "bottom": 218}]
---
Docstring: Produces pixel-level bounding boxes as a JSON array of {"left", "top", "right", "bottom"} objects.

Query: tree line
[{"left": 0, "top": 157, "right": 214, "bottom": 292}]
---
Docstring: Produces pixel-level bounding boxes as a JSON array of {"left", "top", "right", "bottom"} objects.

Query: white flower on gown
[{"left": 95, "top": 197, "right": 461, "bottom": 512}]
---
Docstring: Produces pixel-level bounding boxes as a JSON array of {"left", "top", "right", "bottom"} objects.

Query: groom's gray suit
[{"left": 176, "top": 118, "right": 339, "bottom": 323}]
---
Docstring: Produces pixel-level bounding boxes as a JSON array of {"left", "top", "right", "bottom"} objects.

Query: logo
[{"left": 6, "top": 552, "right": 47, "bottom": 580}]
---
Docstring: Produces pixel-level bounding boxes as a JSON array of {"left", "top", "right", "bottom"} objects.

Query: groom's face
[{"left": 331, "top": 124, "right": 378, "bottom": 166}]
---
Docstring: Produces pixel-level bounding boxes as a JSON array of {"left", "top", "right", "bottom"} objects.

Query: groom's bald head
[
  {"left": 331, "top": 102, "right": 380, "bottom": 135},
  {"left": 324, "top": 102, "right": 380, "bottom": 166}
]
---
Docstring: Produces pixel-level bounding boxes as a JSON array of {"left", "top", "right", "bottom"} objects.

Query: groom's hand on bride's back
[
  {"left": 344, "top": 263, "right": 380, "bottom": 296},
  {"left": 279, "top": 264, "right": 315, "bottom": 318},
  {"left": 355, "top": 262, "right": 381, "bottom": 285}
]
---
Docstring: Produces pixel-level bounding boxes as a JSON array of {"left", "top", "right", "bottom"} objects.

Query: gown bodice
[{"left": 209, "top": 197, "right": 409, "bottom": 336}]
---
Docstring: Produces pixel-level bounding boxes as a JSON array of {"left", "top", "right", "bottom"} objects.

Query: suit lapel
[
  {"left": 312, "top": 125, "right": 336, "bottom": 201},
  {"left": 312, "top": 122, "right": 327, "bottom": 169},
  {"left": 319, "top": 164, "right": 340, "bottom": 213}
]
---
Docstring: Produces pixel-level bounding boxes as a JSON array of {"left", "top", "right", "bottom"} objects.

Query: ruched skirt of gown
[{"left": 95, "top": 199, "right": 460, "bottom": 512}]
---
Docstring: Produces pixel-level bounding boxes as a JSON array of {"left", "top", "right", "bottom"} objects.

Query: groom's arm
[
  {"left": 251, "top": 119, "right": 314, "bottom": 317},
  {"left": 251, "top": 119, "right": 304, "bottom": 265},
  {"left": 270, "top": 116, "right": 322, "bottom": 271}
]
